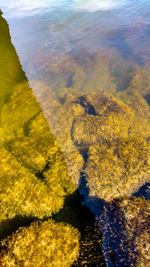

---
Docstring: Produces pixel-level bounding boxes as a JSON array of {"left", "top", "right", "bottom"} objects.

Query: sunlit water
[
  {"left": 2, "top": 0, "right": 150, "bottom": 81},
  {"left": 1, "top": 1, "right": 150, "bottom": 266}
]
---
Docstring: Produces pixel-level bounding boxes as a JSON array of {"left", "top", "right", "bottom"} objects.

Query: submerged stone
[
  {"left": 85, "top": 137, "right": 150, "bottom": 201},
  {"left": 100, "top": 197, "right": 150, "bottom": 266},
  {"left": 0, "top": 12, "right": 75, "bottom": 227},
  {"left": 0, "top": 219, "right": 80, "bottom": 267}
]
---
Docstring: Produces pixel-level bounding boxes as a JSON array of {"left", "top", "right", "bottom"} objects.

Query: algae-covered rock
[
  {"left": 72, "top": 91, "right": 134, "bottom": 146},
  {"left": 116, "top": 87, "right": 150, "bottom": 117},
  {"left": 31, "top": 80, "right": 84, "bottom": 184},
  {"left": 101, "top": 197, "right": 150, "bottom": 266},
  {"left": 28, "top": 49, "right": 117, "bottom": 97},
  {"left": 116, "top": 74, "right": 150, "bottom": 139},
  {"left": 0, "top": 219, "right": 80, "bottom": 267},
  {"left": 77, "top": 90, "right": 133, "bottom": 117},
  {"left": 128, "top": 68, "right": 150, "bottom": 98},
  {"left": 0, "top": 80, "right": 75, "bottom": 222},
  {"left": 0, "top": 12, "right": 75, "bottom": 225},
  {"left": 86, "top": 137, "right": 150, "bottom": 201},
  {"left": 78, "top": 51, "right": 117, "bottom": 94},
  {"left": 28, "top": 52, "right": 85, "bottom": 94}
]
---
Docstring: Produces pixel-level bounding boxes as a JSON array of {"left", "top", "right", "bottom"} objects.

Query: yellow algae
[
  {"left": 0, "top": 219, "right": 80, "bottom": 267},
  {"left": 86, "top": 137, "right": 150, "bottom": 201}
]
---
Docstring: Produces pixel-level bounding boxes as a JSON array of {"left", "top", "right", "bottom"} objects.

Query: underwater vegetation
[
  {"left": 28, "top": 49, "right": 122, "bottom": 97},
  {"left": 86, "top": 136, "right": 150, "bottom": 201},
  {"left": 0, "top": 9, "right": 150, "bottom": 267},
  {"left": 29, "top": 54, "right": 150, "bottom": 265},
  {"left": 0, "top": 12, "right": 103, "bottom": 266},
  {"left": 0, "top": 219, "right": 80, "bottom": 267}
]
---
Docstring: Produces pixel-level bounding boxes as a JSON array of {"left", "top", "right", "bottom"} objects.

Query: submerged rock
[
  {"left": 85, "top": 137, "right": 150, "bottom": 201},
  {"left": 0, "top": 13, "right": 75, "bottom": 229},
  {"left": 31, "top": 80, "right": 84, "bottom": 184},
  {"left": 100, "top": 197, "right": 150, "bottom": 266},
  {"left": 72, "top": 91, "right": 134, "bottom": 146},
  {"left": 28, "top": 49, "right": 118, "bottom": 97},
  {"left": 128, "top": 68, "right": 150, "bottom": 99},
  {"left": 0, "top": 219, "right": 80, "bottom": 267}
]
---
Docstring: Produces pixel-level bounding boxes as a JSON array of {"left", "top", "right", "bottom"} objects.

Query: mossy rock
[
  {"left": 116, "top": 87, "right": 150, "bottom": 117},
  {"left": 0, "top": 13, "right": 75, "bottom": 225},
  {"left": 72, "top": 91, "right": 134, "bottom": 146},
  {"left": 0, "top": 219, "right": 80, "bottom": 267},
  {"left": 31, "top": 81, "right": 85, "bottom": 184},
  {"left": 128, "top": 68, "right": 150, "bottom": 98},
  {"left": 86, "top": 137, "right": 150, "bottom": 201}
]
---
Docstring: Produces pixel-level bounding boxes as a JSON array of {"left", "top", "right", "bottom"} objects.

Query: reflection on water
[
  {"left": 1, "top": 0, "right": 129, "bottom": 17},
  {"left": 1, "top": 0, "right": 150, "bottom": 266},
  {"left": 2, "top": 0, "right": 150, "bottom": 93}
]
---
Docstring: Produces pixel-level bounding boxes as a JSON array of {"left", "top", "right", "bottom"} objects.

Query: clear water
[
  {"left": 2, "top": 0, "right": 150, "bottom": 82},
  {"left": 1, "top": 1, "right": 150, "bottom": 265}
]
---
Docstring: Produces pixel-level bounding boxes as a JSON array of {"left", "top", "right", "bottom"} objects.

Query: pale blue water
[{"left": 1, "top": 0, "right": 150, "bottom": 81}]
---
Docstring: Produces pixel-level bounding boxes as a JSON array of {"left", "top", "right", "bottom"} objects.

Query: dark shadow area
[
  {"left": 66, "top": 72, "right": 74, "bottom": 88},
  {"left": 100, "top": 201, "right": 135, "bottom": 267},
  {"left": 35, "top": 162, "right": 50, "bottom": 182},
  {"left": 132, "top": 183, "right": 150, "bottom": 200},
  {"left": 53, "top": 188, "right": 106, "bottom": 266},
  {"left": 0, "top": 215, "right": 38, "bottom": 241},
  {"left": 73, "top": 223, "right": 106, "bottom": 267},
  {"left": 78, "top": 173, "right": 105, "bottom": 218},
  {"left": 53, "top": 189, "right": 95, "bottom": 231},
  {"left": 78, "top": 146, "right": 89, "bottom": 162},
  {"left": 144, "top": 93, "right": 150, "bottom": 106},
  {"left": 76, "top": 96, "right": 97, "bottom": 116}
]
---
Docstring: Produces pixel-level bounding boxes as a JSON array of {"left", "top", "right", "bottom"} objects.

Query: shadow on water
[
  {"left": 53, "top": 189, "right": 106, "bottom": 266},
  {"left": 144, "top": 93, "right": 150, "bottom": 106},
  {"left": 0, "top": 216, "right": 38, "bottom": 241},
  {"left": 77, "top": 161, "right": 150, "bottom": 266},
  {"left": 132, "top": 182, "right": 150, "bottom": 200}
]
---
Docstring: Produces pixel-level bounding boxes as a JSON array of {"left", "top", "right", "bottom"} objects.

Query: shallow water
[
  {"left": 2, "top": 0, "right": 150, "bottom": 78},
  {"left": 1, "top": 1, "right": 150, "bottom": 266}
]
